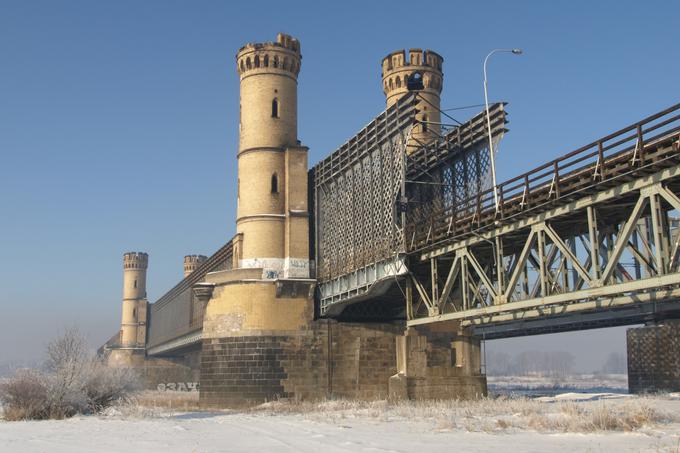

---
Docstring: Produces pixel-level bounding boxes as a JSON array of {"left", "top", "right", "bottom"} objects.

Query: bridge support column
[
  {"left": 627, "top": 320, "right": 680, "bottom": 393},
  {"left": 389, "top": 321, "right": 487, "bottom": 400}
]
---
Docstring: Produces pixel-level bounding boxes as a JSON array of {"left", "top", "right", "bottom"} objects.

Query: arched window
[
  {"left": 396, "top": 77, "right": 401, "bottom": 88},
  {"left": 263, "top": 55, "right": 269, "bottom": 67},
  {"left": 254, "top": 55, "right": 260, "bottom": 68},
  {"left": 271, "top": 173, "right": 278, "bottom": 194},
  {"left": 240, "top": 60, "right": 245, "bottom": 72},
  {"left": 273, "top": 55, "right": 279, "bottom": 68},
  {"left": 271, "top": 98, "right": 279, "bottom": 118},
  {"left": 246, "top": 57, "right": 251, "bottom": 69}
]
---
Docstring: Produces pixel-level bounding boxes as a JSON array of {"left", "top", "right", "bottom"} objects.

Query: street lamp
[{"left": 484, "top": 48, "right": 522, "bottom": 214}]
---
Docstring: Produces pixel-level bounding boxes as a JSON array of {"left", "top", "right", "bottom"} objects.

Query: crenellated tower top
[
  {"left": 184, "top": 254, "right": 208, "bottom": 278},
  {"left": 236, "top": 33, "right": 302, "bottom": 79},
  {"left": 123, "top": 252, "right": 148, "bottom": 270},
  {"left": 381, "top": 48, "right": 443, "bottom": 107}
]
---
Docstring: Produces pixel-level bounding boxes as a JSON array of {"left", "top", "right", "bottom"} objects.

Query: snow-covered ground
[{"left": 2, "top": 392, "right": 680, "bottom": 452}]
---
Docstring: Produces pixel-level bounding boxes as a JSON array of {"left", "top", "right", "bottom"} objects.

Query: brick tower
[
  {"left": 382, "top": 49, "right": 443, "bottom": 152},
  {"left": 199, "top": 33, "right": 315, "bottom": 406},
  {"left": 120, "top": 251, "right": 148, "bottom": 348}
]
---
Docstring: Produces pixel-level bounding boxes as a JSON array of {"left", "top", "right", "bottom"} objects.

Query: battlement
[
  {"left": 382, "top": 49, "right": 443, "bottom": 75},
  {"left": 184, "top": 255, "right": 208, "bottom": 265},
  {"left": 236, "top": 33, "right": 302, "bottom": 77},
  {"left": 184, "top": 254, "right": 208, "bottom": 277},
  {"left": 381, "top": 48, "right": 443, "bottom": 98},
  {"left": 123, "top": 252, "right": 148, "bottom": 270}
]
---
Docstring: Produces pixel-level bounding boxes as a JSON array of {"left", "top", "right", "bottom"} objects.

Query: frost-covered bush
[
  {"left": 0, "top": 369, "right": 50, "bottom": 421},
  {"left": 0, "top": 329, "right": 139, "bottom": 420}
]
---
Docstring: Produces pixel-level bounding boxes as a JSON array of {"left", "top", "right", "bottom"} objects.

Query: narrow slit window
[
  {"left": 134, "top": 279, "right": 137, "bottom": 289},
  {"left": 272, "top": 98, "right": 279, "bottom": 118},
  {"left": 422, "top": 114, "right": 428, "bottom": 133},
  {"left": 271, "top": 173, "right": 278, "bottom": 194}
]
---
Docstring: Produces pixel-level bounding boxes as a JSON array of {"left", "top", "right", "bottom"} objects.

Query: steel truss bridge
[
  {"left": 144, "top": 94, "right": 680, "bottom": 357},
  {"left": 314, "top": 96, "right": 680, "bottom": 337}
]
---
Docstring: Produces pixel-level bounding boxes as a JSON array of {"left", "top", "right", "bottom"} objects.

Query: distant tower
[
  {"left": 234, "top": 33, "right": 309, "bottom": 278},
  {"left": 184, "top": 255, "right": 208, "bottom": 278},
  {"left": 120, "top": 252, "right": 148, "bottom": 348},
  {"left": 381, "top": 49, "right": 444, "bottom": 152}
]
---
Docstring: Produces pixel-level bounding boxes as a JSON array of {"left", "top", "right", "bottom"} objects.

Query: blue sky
[{"left": 1, "top": 0, "right": 678, "bottom": 368}]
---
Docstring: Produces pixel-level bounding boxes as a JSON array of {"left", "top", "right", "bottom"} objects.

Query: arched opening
[
  {"left": 263, "top": 54, "right": 269, "bottom": 67},
  {"left": 254, "top": 55, "right": 260, "bottom": 68},
  {"left": 272, "top": 98, "right": 279, "bottom": 118},
  {"left": 271, "top": 173, "right": 279, "bottom": 194},
  {"left": 407, "top": 72, "right": 424, "bottom": 91},
  {"left": 246, "top": 57, "right": 251, "bottom": 69},
  {"left": 273, "top": 55, "right": 279, "bottom": 68},
  {"left": 396, "top": 77, "right": 401, "bottom": 88}
]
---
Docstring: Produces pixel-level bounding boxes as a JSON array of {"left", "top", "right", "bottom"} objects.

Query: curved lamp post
[{"left": 484, "top": 48, "right": 522, "bottom": 213}]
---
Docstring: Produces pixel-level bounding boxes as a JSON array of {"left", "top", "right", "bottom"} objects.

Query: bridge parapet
[{"left": 405, "top": 102, "right": 680, "bottom": 333}]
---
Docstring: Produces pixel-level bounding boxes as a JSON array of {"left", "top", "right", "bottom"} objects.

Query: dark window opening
[
  {"left": 271, "top": 173, "right": 278, "bottom": 194},
  {"left": 272, "top": 98, "right": 279, "bottom": 118},
  {"left": 422, "top": 114, "right": 428, "bottom": 133},
  {"left": 134, "top": 279, "right": 137, "bottom": 289}
]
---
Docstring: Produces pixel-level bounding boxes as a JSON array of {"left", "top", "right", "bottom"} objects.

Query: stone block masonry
[
  {"left": 199, "top": 321, "right": 403, "bottom": 407},
  {"left": 628, "top": 320, "right": 680, "bottom": 393}
]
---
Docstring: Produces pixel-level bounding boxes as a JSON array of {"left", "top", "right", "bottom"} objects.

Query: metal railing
[{"left": 409, "top": 102, "right": 680, "bottom": 253}]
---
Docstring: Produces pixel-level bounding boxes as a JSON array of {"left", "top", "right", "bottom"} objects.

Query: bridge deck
[{"left": 406, "top": 102, "right": 680, "bottom": 332}]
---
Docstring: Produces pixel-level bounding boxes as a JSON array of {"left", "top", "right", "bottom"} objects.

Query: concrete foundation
[{"left": 627, "top": 320, "right": 680, "bottom": 393}]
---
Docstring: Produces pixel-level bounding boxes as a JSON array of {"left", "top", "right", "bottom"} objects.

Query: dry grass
[
  {"left": 249, "top": 396, "right": 679, "bottom": 434},
  {"left": 133, "top": 390, "right": 201, "bottom": 412}
]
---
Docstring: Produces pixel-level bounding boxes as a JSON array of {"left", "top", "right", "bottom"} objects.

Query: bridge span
[{"left": 128, "top": 95, "right": 680, "bottom": 398}]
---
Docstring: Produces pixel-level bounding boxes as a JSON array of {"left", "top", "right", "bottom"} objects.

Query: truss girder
[{"left": 408, "top": 164, "right": 680, "bottom": 328}]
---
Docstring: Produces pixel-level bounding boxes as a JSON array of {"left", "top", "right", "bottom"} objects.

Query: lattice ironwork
[
  {"left": 313, "top": 93, "right": 418, "bottom": 283},
  {"left": 404, "top": 103, "right": 507, "bottom": 251}
]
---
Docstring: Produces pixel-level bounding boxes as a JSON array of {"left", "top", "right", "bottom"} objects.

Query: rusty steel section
[
  {"left": 312, "top": 93, "right": 418, "bottom": 285},
  {"left": 146, "top": 240, "right": 233, "bottom": 352},
  {"left": 407, "top": 102, "right": 680, "bottom": 333},
  {"left": 404, "top": 102, "right": 507, "bottom": 251},
  {"left": 312, "top": 91, "right": 508, "bottom": 316}
]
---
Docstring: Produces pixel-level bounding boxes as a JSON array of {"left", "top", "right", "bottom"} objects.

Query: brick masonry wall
[
  {"left": 199, "top": 320, "right": 404, "bottom": 406},
  {"left": 627, "top": 321, "right": 680, "bottom": 393}
]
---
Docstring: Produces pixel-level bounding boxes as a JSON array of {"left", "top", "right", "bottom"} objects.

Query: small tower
[
  {"left": 234, "top": 33, "right": 309, "bottom": 278},
  {"left": 382, "top": 49, "right": 443, "bottom": 152},
  {"left": 184, "top": 254, "right": 208, "bottom": 278},
  {"left": 120, "top": 252, "right": 148, "bottom": 348}
]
